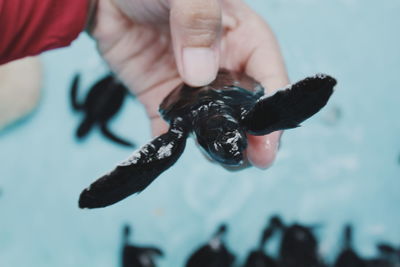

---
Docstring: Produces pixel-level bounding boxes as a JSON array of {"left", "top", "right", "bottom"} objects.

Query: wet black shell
[{"left": 159, "top": 69, "right": 265, "bottom": 126}]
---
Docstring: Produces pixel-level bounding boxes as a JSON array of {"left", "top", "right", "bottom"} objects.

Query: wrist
[{"left": 85, "top": 0, "right": 99, "bottom": 34}]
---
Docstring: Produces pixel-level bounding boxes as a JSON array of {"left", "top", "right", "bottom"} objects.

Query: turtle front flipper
[
  {"left": 100, "top": 123, "right": 135, "bottom": 147},
  {"left": 70, "top": 73, "right": 83, "bottom": 111},
  {"left": 241, "top": 74, "right": 336, "bottom": 135},
  {"left": 79, "top": 120, "right": 187, "bottom": 209},
  {"left": 142, "top": 246, "right": 164, "bottom": 257}
]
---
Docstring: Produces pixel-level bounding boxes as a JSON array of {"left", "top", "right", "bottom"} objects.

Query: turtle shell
[{"left": 159, "top": 69, "right": 264, "bottom": 124}]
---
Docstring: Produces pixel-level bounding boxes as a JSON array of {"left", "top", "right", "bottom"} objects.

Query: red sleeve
[{"left": 0, "top": 0, "right": 90, "bottom": 65}]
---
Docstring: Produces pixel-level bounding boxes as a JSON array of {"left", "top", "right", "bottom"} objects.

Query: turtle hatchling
[
  {"left": 70, "top": 73, "right": 135, "bottom": 147},
  {"left": 79, "top": 69, "right": 336, "bottom": 208},
  {"left": 185, "top": 224, "right": 235, "bottom": 267}
]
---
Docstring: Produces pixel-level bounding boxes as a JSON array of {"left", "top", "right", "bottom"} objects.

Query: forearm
[{"left": 0, "top": 0, "right": 91, "bottom": 65}]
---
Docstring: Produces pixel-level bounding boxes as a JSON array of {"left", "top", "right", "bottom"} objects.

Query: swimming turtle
[
  {"left": 79, "top": 69, "right": 336, "bottom": 209},
  {"left": 71, "top": 73, "right": 135, "bottom": 147},
  {"left": 370, "top": 242, "right": 400, "bottom": 266},
  {"left": 243, "top": 216, "right": 282, "bottom": 267},
  {"left": 333, "top": 225, "right": 366, "bottom": 267},
  {"left": 279, "top": 222, "right": 323, "bottom": 267},
  {"left": 185, "top": 224, "right": 235, "bottom": 267},
  {"left": 121, "top": 225, "right": 163, "bottom": 267}
]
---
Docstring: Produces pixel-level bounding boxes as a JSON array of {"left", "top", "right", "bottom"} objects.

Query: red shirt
[{"left": 0, "top": 0, "right": 89, "bottom": 65}]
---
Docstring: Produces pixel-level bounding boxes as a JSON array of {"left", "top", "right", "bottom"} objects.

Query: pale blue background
[{"left": 1, "top": 0, "right": 399, "bottom": 266}]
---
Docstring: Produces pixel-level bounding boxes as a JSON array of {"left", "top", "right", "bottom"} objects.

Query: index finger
[{"left": 241, "top": 5, "right": 289, "bottom": 168}]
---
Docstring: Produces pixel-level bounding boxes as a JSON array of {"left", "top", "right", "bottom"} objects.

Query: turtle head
[{"left": 194, "top": 114, "right": 247, "bottom": 166}]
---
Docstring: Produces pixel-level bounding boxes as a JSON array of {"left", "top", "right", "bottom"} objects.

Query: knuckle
[
  {"left": 184, "top": 5, "right": 221, "bottom": 27},
  {"left": 174, "top": 0, "right": 222, "bottom": 46},
  {"left": 182, "top": 27, "right": 219, "bottom": 47}
]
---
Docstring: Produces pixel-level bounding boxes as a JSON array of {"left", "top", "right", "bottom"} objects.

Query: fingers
[
  {"left": 239, "top": 6, "right": 289, "bottom": 169},
  {"left": 244, "top": 21, "right": 289, "bottom": 94},
  {"left": 151, "top": 116, "right": 169, "bottom": 137},
  {"left": 170, "top": 0, "right": 222, "bottom": 87},
  {"left": 246, "top": 131, "right": 282, "bottom": 169}
]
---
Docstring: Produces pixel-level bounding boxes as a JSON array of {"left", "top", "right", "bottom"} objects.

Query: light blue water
[{"left": 1, "top": 0, "right": 399, "bottom": 266}]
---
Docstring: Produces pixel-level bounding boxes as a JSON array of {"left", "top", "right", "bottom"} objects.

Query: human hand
[{"left": 92, "top": 0, "right": 289, "bottom": 169}]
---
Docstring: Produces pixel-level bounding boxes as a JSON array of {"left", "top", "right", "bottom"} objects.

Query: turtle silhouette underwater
[
  {"left": 367, "top": 242, "right": 400, "bottom": 266},
  {"left": 278, "top": 222, "right": 324, "bottom": 267},
  {"left": 79, "top": 69, "right": 336, "bottom": 209},
  {"left": 121, "top": 225, "right": 163, "bottom": 267},
  {"left": 70, "top": 73, "right": 135, "bottom": 147},
  {"left": 333, "top": 224, "right": 366, "bottom": 267},
  {"left": 185, "top": 224, "right": 235, "bottom": 267},
  {"left": 243, "top": 216, "right": 282, "bottom": 267}
]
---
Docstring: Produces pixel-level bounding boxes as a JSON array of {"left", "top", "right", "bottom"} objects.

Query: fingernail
[{"left": 182, "top": 47, "right": 217, "bottom": 87}]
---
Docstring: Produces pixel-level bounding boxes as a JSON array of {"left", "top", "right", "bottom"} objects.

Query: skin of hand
[{"left": 91, "top": 0, "right": 289, "bottom": 169}]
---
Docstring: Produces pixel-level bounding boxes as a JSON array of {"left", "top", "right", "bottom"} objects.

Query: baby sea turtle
[
  {"left": 185, "top": 224, "right": 235, "bottom": 267},
  {"left": 279, "top": 223, "right": 323, "bottom": 267},
  {"left": 121, "top": 225, "right": 163, "bottom": 267},
  {"left": 243, "top": 216, "right": 282, "bottom": 267},
  {"left": 371, "top": 242, "right": 400, "bottom": 266},
  {"left": 71, "top": 73, "right": 135, "bottom": 147},
  {"left": 79, "top": 69, "right": 336, "bottom": 209},
  {"left": 333, "top": 224, "right": 366, "bottom": 267}
]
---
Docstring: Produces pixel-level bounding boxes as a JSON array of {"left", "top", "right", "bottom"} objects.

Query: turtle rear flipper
[
  {"left": 142, "top": 246, "right": 164, "bottom": 257},
  {"left": 70, "top": 73, "right": 83, "bottom": 111},
  {"left": 77, "top": 116, "right": 94, "bottom": 138},
  {"left": 79, "top": 122, "right": 187, "bottom": 209},
  {"left": 242, "top": 74, "right": 336, "bottom": 135},
  {"left": 100, "top": 123, "right": 135, "bottom": 147}
]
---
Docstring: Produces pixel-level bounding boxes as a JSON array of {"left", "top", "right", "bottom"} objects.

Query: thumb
[{"left": 170, "top": 0, "right": 221, "bottom": 87}]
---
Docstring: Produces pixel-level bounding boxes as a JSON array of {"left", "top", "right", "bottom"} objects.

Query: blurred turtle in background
[
  {"left": 70, "top": 73, "right": 135, "bottom": 147},
  {"left": 278, "top": 221, "right": 325, "bottom": 267},
  {"left": 185, "top": 224, "right": 235, "bottom": 267},
  {"left": 242, "top": 215, "right": 282, "bottom": 267},
  {"left": 121, "top": 225, "right": 163, "bottom": 267},
  {"left": 365, "top": 242, "right": 400, "bottom": 267},
  {"left": 333, "top": 224, "right": 366, "bottom": 267}
]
